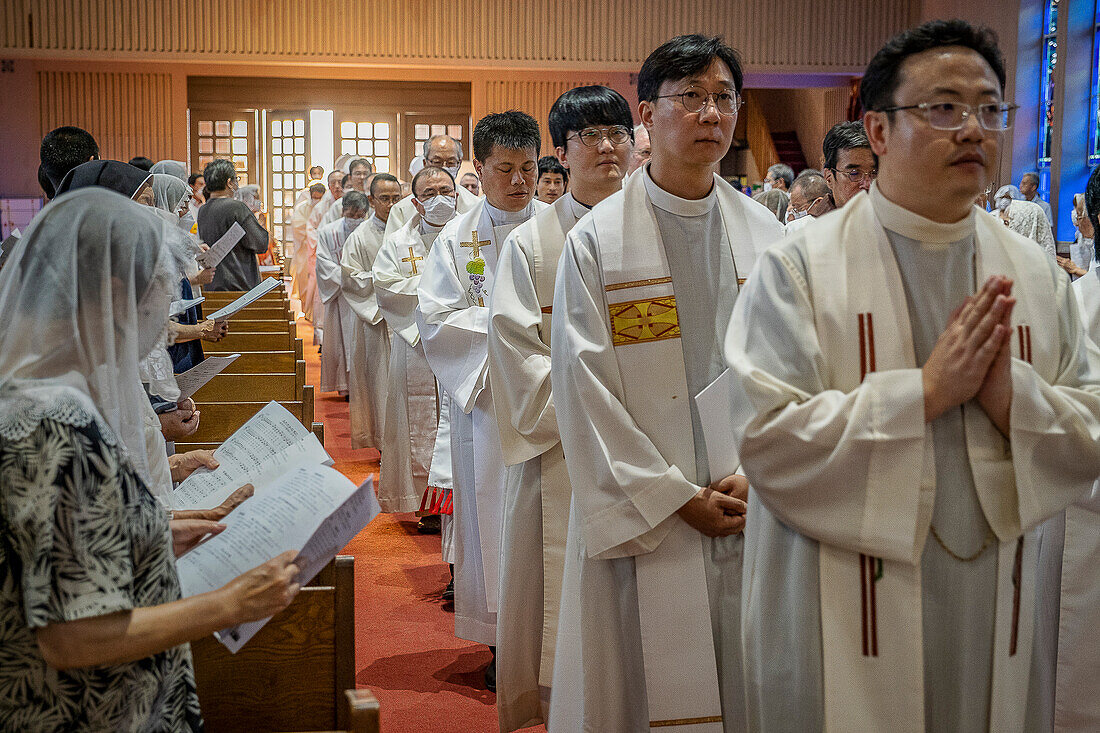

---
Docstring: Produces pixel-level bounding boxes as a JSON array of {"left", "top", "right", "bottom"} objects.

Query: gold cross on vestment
[
  {"left": 460, "top": 231, "right": 490, "bottom": 259},
  {"left": 608, "top": 296, "right": 681, "bottom": 346},
  {"left": 402, "top": 246, "right": 423, "bottom": 275}
]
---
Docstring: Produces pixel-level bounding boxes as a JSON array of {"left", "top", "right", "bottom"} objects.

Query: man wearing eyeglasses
[
  {"left": 384, "top": 135, "right": 481, "bottom": 239},
  {"left": 547, "top": 36, "right": 782, "bottom": 732},
  {"left": 724, "top": 19, "right": 1100, "bottom": 733},
  {"left": 318, "top": 157, "right": 374, "bottom": 230},
  {"left": 487, "top": 85, "right": 634, "bottom": 731},
  {"left": 822, "top": 120, "right": 877, "bottom": 208}
]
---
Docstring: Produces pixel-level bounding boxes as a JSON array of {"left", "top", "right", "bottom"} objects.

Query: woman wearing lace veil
[{"left": 0, "top": 189, "right": 300, "bottom": 730}]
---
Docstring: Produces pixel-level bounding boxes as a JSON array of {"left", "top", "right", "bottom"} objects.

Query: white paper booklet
[
  {"left": 693, "top": 368, "right": 742, "bottom": 480},
  {"left": 207, "top": 277, "right": 282, "bottom": 321},
  {"left": 197, "top": 221, "right": 245, "bottom": 268},
  {"left": 258, "top": 264, "right": 282, "bottom": 274},
  {"left": 174, "top": 353, "right": 240, "bottom": 401},
  {"left": 176, "top": 466, "right": 378, "bottom": 653},
  {"left": 215, "top": 477, "right": 380, "bottom": 652},
  {"left": 169, "top": 296, "right": 205, "bottom": 318},
  {"left": 171, "top": 401, "right": 328, "bottom": 511}
]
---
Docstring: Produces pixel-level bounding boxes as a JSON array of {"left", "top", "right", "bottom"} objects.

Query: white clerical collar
[
  {"left": 484, "top": 199, "right": 535, "bottom": 226},
  {"left": 560, "top": 192, "right": 591, "bottom": 221},
  {"left": 368, "top": 214, "right": 386, "bottom": 233},
  {"left": 419, "top": 216, "right": 445, "bottom": 235},
  {"left": 870, "top": 182, "right": 975, "bottom": 245},
  {"left": 642, "top": 163, "right": 716, "bottom": 217}
]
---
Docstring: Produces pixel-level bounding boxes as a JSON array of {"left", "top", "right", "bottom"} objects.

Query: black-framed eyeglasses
[
  {"left": 876, "top": 101, "right": 1019, "bottom": 131},
  {"left": 568, "top": 125, "right": 632, "bottom": 147},
  {"left": 826, "top": 168, "right": 877, "bottom": 184},
  {"left": 655, "top": 85, "right": 742, "bottom": 116}
]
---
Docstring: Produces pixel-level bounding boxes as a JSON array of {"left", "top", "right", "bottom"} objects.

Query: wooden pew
[
  {"left": 216, "top": 352, "right": 300, "bottom": 373},
  {"left": 215, "top": 331, "right": 296, "bottom": 352},
  {"left": 344, "top": 690, "right": 381, "bottom": 733},
  {"left": 230, "top": 319, "right": 297, "bottom": 334},
  {"left": 187, "top": 395, "right": 313, "bottom": 441},
  {"left": 191, "top": 372, "right": 302, "bottom": 402},
  {"left": 192, "top": 556, "right": 357, "bottom": 732}
]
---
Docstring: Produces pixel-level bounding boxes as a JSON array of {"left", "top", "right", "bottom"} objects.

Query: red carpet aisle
[{"left": 297, "top": 318, "right": 541, "bottom": 733}]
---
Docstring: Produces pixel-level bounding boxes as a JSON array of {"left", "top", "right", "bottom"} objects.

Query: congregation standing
[{"left": 1, "top": 16, "right": 1098, "bottom": 733}]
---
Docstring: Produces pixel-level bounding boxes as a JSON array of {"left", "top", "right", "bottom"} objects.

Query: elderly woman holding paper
[{"left": 0, "top": 189, "right": 300, "bottom": 730}]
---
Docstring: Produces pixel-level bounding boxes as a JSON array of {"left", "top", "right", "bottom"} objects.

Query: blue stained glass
[
  {"left": 1046, "top": 0, "right": 1059, "bottom": 35},
  {"left": 1040, "top": 36, "right": 1058, "bottom": 167},
  {"left": 1091, "top": 24, "right": 1100, "bottom": 166}
]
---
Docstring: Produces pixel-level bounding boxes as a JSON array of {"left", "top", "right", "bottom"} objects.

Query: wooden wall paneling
[
  {"left": 5, "top": 0, "right": 918, "bottom": 72},
  {"left": 37, "top": 70, "right": 176, "bottom": 163}
]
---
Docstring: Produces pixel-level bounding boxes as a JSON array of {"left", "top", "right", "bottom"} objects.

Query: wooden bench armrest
[{"left": 344, "top": 689, "right": 380, "bottom": 733}]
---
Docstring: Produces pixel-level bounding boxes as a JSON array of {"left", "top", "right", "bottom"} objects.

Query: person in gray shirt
[{"left": 196, "top": 159, "right": 270, "bottom": 291}]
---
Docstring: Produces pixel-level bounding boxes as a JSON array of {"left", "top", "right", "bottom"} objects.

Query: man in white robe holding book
[
  {"left": 724, "top": 20, "right": 1100, "bottom": 733},
  {"left": 372, "top": 166, "right": 459, "bottom": 512},
  {"left": 487, "top": 84, "right": 634, "bottom": 731},
  {"left": 341, "top": 174, "right": 402, "bottom": 450},
  {"left": 418, "top": 111, "right": 546, "bottom": 691},
  {"left": 548, "top": 35, "right": 782, "bottom": 731},
  {"left": 315, "top": 190, "right": 367, "bottom": 395}
]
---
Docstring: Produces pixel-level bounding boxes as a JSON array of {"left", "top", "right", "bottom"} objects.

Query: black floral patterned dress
[{"left": 0, "top": 416, "right": 203, "bottom": 732}]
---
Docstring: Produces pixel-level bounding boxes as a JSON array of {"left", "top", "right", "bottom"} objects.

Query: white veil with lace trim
[{"left": 0, "top": 188, "right": 195, "bottom": 486}]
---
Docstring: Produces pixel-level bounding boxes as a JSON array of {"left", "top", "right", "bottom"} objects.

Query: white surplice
[
  {"left": 290, "top": 194, "right": 319, "bottom": 305},
  {"left": 1025, "top": 269, "right": 1100, "bottom": 732},
  {"left": 303, "top": 190, "right": 335, "bottom": 326},
  {"left": 340, "top": 214, "right": 391, "bottom": 450},
  {"left": 372, "top": 213, "right": 444, "bottom": 512},
  {"left": 315, "top": 216, "right": 360, "bottom": 394},
  {"left": 723, "top": 185, "right": 1100, "bottom": 733},
  {"left": 384, "top": 185, "right": 481, "bottom": 241},
  {"left": 418, "top": 195, "right": 545, "bottom": 645},
  {"left": 488, "top": 192, "right": 589, "bottom": 731},
  {"left": 548, "top": 168, "right": 783, "bottom": 732}
]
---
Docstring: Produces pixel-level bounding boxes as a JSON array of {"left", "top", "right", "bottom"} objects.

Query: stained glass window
[
  {"left": 1039, "top": 0, "right": 1059, "bottom": 168},
  {"left": 1090, "top": 3, "right": 1100, "bottom": 166}
]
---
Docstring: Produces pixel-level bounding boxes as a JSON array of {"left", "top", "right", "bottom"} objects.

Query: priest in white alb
[
  {"left": 371, "top": 166, "right": 460, "bottom": 512},
  {"left": 290, "top": 180, "right": 326, "bottom": 311},
  {"left": 487, "top": 84, "right": 634, "bottom": 731},
  {"left": 340, "top": 173, "right": 402, "bottom": 450},
  {"left": 300, "top": 170, "right": 343, "bottom": 323},
  {"left": 320, "top": 158, "right": 373, "bottom": 230},
  {"left": 385, "top": 134, "right": 481, "bottom": 239},
  {"left": 315, "top": 190, "right": 367, "bottom": 394},
  {"left": 1027, "top": 164, "right": 1100, "bottom": 733},
  {"left": 418, "top": 111, "right": 546, "bottom": 691},
  {"left": 723, "top": 21, "right": 1100, "bottom": 733},
  {"left": 548, "top": 36, "right": 782, "bottom": 732}
]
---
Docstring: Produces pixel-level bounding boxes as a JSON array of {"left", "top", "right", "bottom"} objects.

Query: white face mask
[
  {"left": 763, "top": 181, "right": 773, "bottom": 192},
  {"left": 445, "top": 166, "right": 461, "bottom": 181},
  {"left": 419, "top": 194, "right": 457, "bottom": 225}
]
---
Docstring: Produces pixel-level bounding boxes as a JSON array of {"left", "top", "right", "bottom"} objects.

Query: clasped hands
[
  {"left": 677, "top": 473, "right": 748, "bottom": 538},
  {"left": 922, "top": 275, "right": 1014, "bottom": 435}
]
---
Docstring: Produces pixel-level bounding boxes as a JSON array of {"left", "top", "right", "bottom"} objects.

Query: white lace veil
[
  {"left": 0, "top": 188, "right": 195, "bottom": 484},
  {"left": 152, "top": 173, "right": 192, "bottom": 216}
]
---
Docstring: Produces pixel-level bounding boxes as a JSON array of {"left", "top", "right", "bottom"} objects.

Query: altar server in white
[
  {"left": 549, "top": 36, "right": 782, "bottom": 732},
  {"left": 302, "top": 170, "right": 343, "bottom": 323},
  {"left": 320, "top": 158, "right": 373, "bottom": 230},
  {"left": 372, "top": 166, "right": 459, "bottom": 512},
  {"left": 1027, "top": 164, "right": 1100, "bottom": 733},
  {"left": 314, "top": 190, "right": 367, "bottom": 394},
  {"left": 385, "top": 135, "right": 481, "bottom": 240},
  {"left": 340, "top": 174, "right": 401, "bottom": 450},
  {"left": 418, "top": 111, "right": 546, "bottom": 691},
  {"left": 723, "top": 21, "right": 1100, "bottom": 733},
  {"left": 290, "top": 181, "right": 326, "bottom": 308},
  {"left": 487, "top": 85, "right": 634, "bottom": 731}
]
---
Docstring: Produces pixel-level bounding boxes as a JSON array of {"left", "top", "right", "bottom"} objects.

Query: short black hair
[
  {"left": 37, "top": 165, "right": 55, "bottom": 199},
  {"left": 203, "top": 159, "right": 236, "bottom": 191},
  {"left": 40, "top": 125, "right": 100, "bottom": 193},
  {"left": 861, "top": 19, "right": 1006, "bottom": 113},
  {"left": 128, "top": 156, "right": 154, "bottom": 171},
  {"left": 369, "top": 172, "right": 400, "bottom": 197},
  {"left": 637, "top": 34, "right": 743, "bottom": 103},
  {"left": 341, "top": 173, "right": 351, "bottom": 188},
  {"left": 538, "top": 156, "right": 569, "bottom": 184},
  {"left": 187, "top": 172, "right": 203, "bottom": 187},
  {"left": 822, "top": 121, "right": 872, "bottom": 170},
  {"left": 310, "top": 165, "right": 325, "bottom": 176},
  {"left": 349, "top": 158, "right": 373, "bottom": 174},
  {"left": 412, "top": 166, "right": 456, "bottom": 198},
  {"left": 548, "top": 85, "right": 634, "bottom": 149},
  {"left": 342, "top": 190, "right": 369, "bottom": 214},
  {"left": 310, "top": 182, "right": 326, "bottom": 195},
  {"left": 1086, "top": 166, "right": 1100, "bottom": 261},
  {"left": 472, "top": 111, "right": 541, "bottom": 163}
]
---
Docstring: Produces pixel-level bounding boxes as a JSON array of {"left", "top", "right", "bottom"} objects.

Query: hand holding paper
[{"left": 197, "top": 221, "right": 245, "bottom": 268}]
